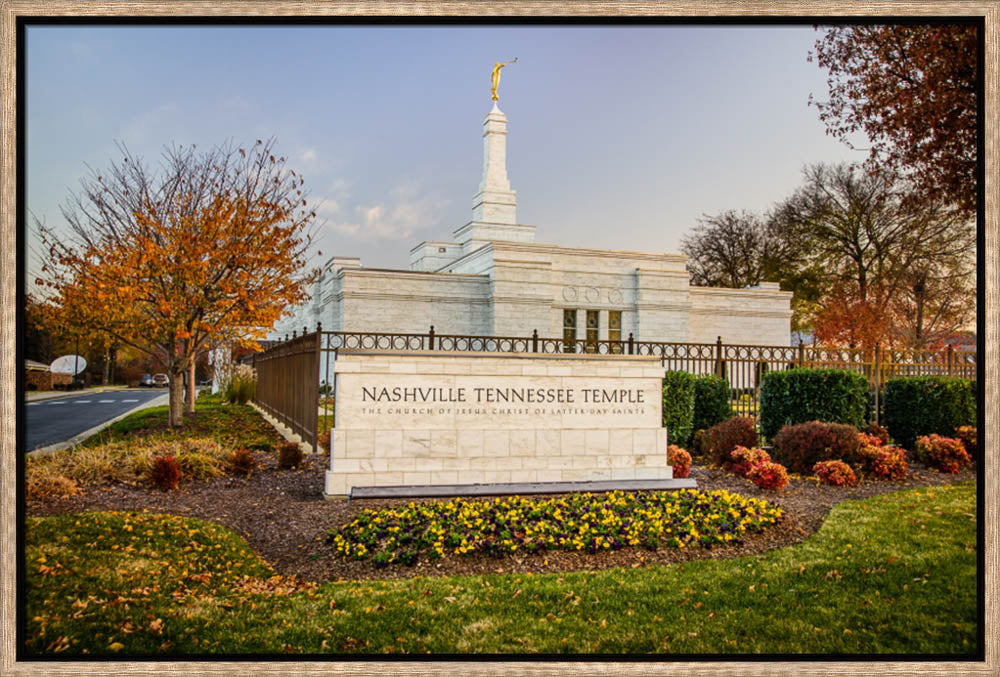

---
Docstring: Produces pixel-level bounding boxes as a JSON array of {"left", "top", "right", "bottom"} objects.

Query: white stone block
[
  {"left": 393, "top": 457, "right": 417, "bottom": 471},
  {"left": 374, "top": 472, "right": 404, "bottom": 486},
  {"left": 403, "top": 432, "right": 432, "bottom": 457},
  {"left": 345, "top": 430, "right": 374, "bottom": 458},
  {"left": 521, "top": 456, "right": 549, "bottom": 470},
  {"left": 510, "top": 430, "right": 536, "bottom": 456},
  {"left": 609, "top": 429, "right": 633, "bottom": 455},
  {"left": 535, "top": 469, "right": 563, "bottom": 483},
  {"left": 430, "top": 471, "right": 459, "bottom": 485},
  {"left": 483, "top": 470, "right": 512, "bottom": 483},
  {"left": 484, "top": 430, "right": 510, "bottom": 457},
  {"left": 536, "top": 429, "right": 561, "bottom": 457},
  {"left": 495, "top": 456, "right": 523, "bottom": 471},
  {"left": 458, "top": 430, "right": 484, "bottom": 458},
  {"left": 509, "top": 470, "right": 537, "bottom": 483},
  {"left": 374, "top": 430, "right": 403, "bottom": 458},
  {"left": 633, "top": 429, "right": 656, "bottom": 453},
  {"left": 561, "top": 430, "right": 585, "bottom": 455},
  {"left": 431, "top": 430, "right": 458, "bottom": 457},
  {"left": 345, "top": 472, "right": 375, "bottom": 488},
  {"left": 635, "top": 467, "right": 672, "bottom": 480},
  {"left": 335, "top": 458, "right": 362, "bottom": 474},
  {"left": 585, "top": 430, "right": 610, "bottom": 454},
  {"left": 360, "top": 458, "right": 390, "bottom": 473},
  {"left": 403, "top": 472, "right": 431, "bottom": 485},
  {"left": 609, "top": 468, "right": 636, "bottom": 480}
]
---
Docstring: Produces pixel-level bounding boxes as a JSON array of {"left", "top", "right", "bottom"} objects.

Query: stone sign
[{"left": 325, "top": 350, "right": 672, "bottom": 496}]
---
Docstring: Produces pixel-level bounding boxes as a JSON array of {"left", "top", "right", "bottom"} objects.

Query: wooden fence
[{"left": 252, "top": 325, "right": 976, "bottom": 448}]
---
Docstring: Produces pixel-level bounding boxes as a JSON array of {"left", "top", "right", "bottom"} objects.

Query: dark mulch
[{"left": 26, "top": 452, "right": 976, "bottom": 583}]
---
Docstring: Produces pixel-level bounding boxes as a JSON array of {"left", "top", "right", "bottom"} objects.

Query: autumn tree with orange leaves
[{"left": 38, "top": 140, "right": 316, "bottom": 426}]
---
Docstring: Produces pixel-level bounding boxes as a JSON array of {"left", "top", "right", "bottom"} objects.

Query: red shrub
[
  {"left": 151, "top": 455, "right": 182, "bottom": 491},
  {"left": 667, "top": 445, "right": 692, "bottom": 479},
  {"left": 705, "top": 417, "right": 760, "bottom": 467},
  {"left": 278, "top": 442, "right": 304, "bottom": 469},
  {"left": 229, "top": 447, "right": 258, "bottom": 477},
  {"left": 770, "top": 421, "right": 863, "bottom": 475},
  {"left": 747, "top": 461, "right": 789, "bottom": 491},
  {"left": 813, "top": 459, "right": 858, "bottom": 487},
  {"left": 856, "top": 432, "right": 884, "bottom": 448},
  {"left": 729, "top": 446, "right": 771, "bottom": 479},
  {"left": 868, "top": 446, "right": 909, "bottom": 480},
  {"left": 955, "top": 426, "right": 977, "bottom": 461},
  {"left": 866, "top": 421, "right": 890, "bottom": 446},
  {"left": 915, "top": 434, "right": 971, "bottom": 474}
]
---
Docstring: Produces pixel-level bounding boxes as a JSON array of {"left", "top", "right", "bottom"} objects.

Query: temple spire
[{"left": 471, "top": 103, "right": 517, "bottom": 224}]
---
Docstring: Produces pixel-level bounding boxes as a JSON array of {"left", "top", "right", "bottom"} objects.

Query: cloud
[
  {"left": 300, "top": 148, "right": 318, "bottom": 163},
  {"left": 317, "top": 185, "right": 450, "bottom": 243}
]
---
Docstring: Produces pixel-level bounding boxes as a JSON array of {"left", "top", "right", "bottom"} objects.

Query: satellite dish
[{"left": 50, "top": 355, "right": 87, "bottom": 375}]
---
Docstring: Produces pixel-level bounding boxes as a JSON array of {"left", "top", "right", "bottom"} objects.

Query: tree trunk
[
  {"left": 185, "top": 360, "right": 197, "bottom": 414},
  {"left": 102, "top": 347, "right": 110, "bottom": 386},
  {"left": 168, "top": 369, "right": 185, "bottom": 427}
]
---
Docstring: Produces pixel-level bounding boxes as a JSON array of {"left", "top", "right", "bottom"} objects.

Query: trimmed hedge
[
  {"left": 692, "top": 375, "right": 731, "bottom": 434},
  {"left": 759, "top": 368, "right": 868, "bottom": 441},
  {"left": 662, "top": 371, "right": 696, "bottom": 447},
  {"left": 883, "top": 376, "right": 976, "bottom": 451}
]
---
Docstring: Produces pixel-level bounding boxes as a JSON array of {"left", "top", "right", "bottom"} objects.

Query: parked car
[
  {"left": 152, "top": 373, "right": 169, "bottom": 387},
  {"left": 139, "top": 374, "right": 154, "bottom": 387}
]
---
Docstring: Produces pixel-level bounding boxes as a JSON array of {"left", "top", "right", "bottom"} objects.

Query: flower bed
[{"left": 328, "top": 489, "right": 783, "bottom": 568}]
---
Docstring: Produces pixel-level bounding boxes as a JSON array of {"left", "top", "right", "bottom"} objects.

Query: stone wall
[{"left": 325, "top": 350, "right": 671, "bottom": 496}]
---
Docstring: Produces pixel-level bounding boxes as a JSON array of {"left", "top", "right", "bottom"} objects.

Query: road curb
[
  {"left": 27, "top": 392, "right": 171, "bottom": 456},
  {"left": 25, "top": 386, "right": 138, "bottom": 403}
]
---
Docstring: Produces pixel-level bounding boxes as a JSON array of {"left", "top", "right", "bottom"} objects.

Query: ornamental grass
[
  {"left": 26, "top": 437, "right": 230, "bottom": 500},
  {"left": 329, "top": 489, "right": 783, "bottom": 568}
]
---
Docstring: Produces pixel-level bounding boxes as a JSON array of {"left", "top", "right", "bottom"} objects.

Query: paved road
[{"left": 24, "top": 389, "right": 167, "bottom": 452}]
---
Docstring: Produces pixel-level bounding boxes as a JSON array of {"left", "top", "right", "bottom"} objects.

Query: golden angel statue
[{"left": 490, "top": 58, "right": 517, "bottom": 101}]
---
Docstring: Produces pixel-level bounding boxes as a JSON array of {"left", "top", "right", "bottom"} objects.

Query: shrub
[
  {"left": 224, "top": 363, "right": 257, "bottom": 405},
  {"left": 955, "top": 426, "right": 977, "bottom": 461},
  {"left": 865, "top": 446, "right": 909, "bottom": 481},
  {"left": 867, "top": 421, "right": 890, "bottom": 446},
  {"left": 25, "top": 473, "right": 82, "bottom": 501},
  {"left": 278, "top": 442, "right": 304, "bottom": 469},
  {"left": 662, "top": 371, "right": 696, "bottom": 447},
  {"left": 759, "top": 368, "right": 868, "bottom": 440},
  {"left": 229, "top": 447, "right": 258, "bottom": 477},
  {"left": 690, "top": 429, "right": 710, "bottom": 458},
  {"left": 705, "top": 416, "right": 760, "bottom": 467},
  {"left": 883, "top": 376, "right": 975, "bottom": 450},
  {"left": 747, "top": 461, "right": 789, "bottom": 491},
  {"left": 729, "top": 446, "right": 771, "bottom": 478},
  {"left": 813, "top": 460, "right": 858, "bottom": 487},
  {"left": 666, "top": 445, "right": 692, "bottom": 479},
  {"left": 770, "top": 421, "right": 862, "bottom": 475},
  {"left": 692, "top": 375, "right": 731, "bottom": 434},
  {"left": 151, "top": 455, "right": 182, "bottom": 491},
  {"left": 856, "top": 432, "right": 883, "bottom": 448},
  {"left": 915, "top": 434, "right": 971, "bottom": 474}
]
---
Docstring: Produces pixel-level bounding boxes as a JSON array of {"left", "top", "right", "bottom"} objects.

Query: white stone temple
[{"left": 272, "top": 102, "right": 792, "bottom": 346}]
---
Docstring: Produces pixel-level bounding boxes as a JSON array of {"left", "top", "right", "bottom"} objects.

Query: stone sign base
[{"left": 324, "top": 350, "right": 673, "bottom": 498}]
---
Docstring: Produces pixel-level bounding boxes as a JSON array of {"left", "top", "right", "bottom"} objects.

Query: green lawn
[
  {"left": 24, "top": 482, "right": 977, "bottom": 655},
  {"left": 81, "top": 393, "right": 277, "bottom": 451}
]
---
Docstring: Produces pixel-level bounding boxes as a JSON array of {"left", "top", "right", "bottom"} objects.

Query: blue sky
[{"left": 25, "top": 24, "right": 863, "bottom": 283}]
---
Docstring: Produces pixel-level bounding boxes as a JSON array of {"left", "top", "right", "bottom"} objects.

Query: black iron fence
[{"left": 253, "top": 325, "right": 976, "bottom": 447}]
